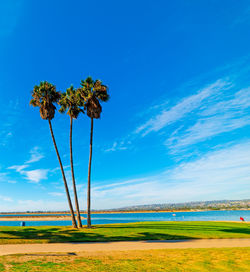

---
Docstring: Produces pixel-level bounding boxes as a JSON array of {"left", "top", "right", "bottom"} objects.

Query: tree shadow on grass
[
  {"left": 220, "top": 227, "right": 250, "bottom": 235},
  {"left": 0, "top": 227, "right": 195, "bottom": 243},
  {"left": 1, "top": 222, "right": 249, "bottom": 244},
  {"left": 99, "top": 222, "right": 250, "bottom": 234},
  {"left": 0, "top": 228, "right": 105, "bottom": 243}
]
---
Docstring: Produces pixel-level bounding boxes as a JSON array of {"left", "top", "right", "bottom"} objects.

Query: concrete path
[{"left": 1, "top": 239, "right": 250, "bottom": 256}]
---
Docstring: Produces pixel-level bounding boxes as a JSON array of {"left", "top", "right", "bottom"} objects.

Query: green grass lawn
[
  {"left": 0, "top": 221, "right": 249, "bottom": 244},
  {"left": 0, "top": 248, "right": 250, "bottom": 271}
]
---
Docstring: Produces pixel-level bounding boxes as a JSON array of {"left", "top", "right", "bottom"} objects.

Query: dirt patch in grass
[{"left": 0, "top": 247, "right": 250, "bottom": 271}]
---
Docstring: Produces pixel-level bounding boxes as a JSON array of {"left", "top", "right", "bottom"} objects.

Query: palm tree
[
  {"left": 59, "top": 86, "right": 84, "bottom": 228},
  {"left": 79, "top": 77, "right": 109, "bottom": 228},
  {"left": 30, "top": 81, "right": 77, "bottom": 228}
]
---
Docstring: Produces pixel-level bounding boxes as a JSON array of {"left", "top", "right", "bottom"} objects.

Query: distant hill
[
  {"left": 98, "top": 199, "right": 250, "bottom": 212},
  {"left": 1, "top": 199, "right": 249, "bottom": 214}
]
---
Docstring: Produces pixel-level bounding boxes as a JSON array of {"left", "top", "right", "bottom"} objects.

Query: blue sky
[{"left": 1, "top": 0, "right": 250, "bottom": 211}]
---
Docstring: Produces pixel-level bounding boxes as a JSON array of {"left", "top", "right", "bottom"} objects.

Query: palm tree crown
[
  {"left": 58, "top": 86, "right": 85, "bottom": 118},
  {"left": 79, "top": 77, "right": 109, "bottom": 119},
  {"left": 30, "top": 81, "right": 60, "bottom": 120}
]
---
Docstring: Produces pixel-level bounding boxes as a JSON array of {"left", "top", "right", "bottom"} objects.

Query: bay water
[{"left": 0, "top": 210, "right": 249, "bottom": 227}]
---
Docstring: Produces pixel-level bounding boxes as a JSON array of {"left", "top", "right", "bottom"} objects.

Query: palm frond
[
  {"left": 30, "top": 81, "right": 60, "bottom": 120},
  {"left": 58, "top": 86, "right": 85, "bottom": 119},
  {"left": 79, "top": 77, "right": 110, "bottom": 119}
]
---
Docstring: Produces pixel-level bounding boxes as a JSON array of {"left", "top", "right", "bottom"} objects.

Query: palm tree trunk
[
  {"left": 70, "top": 117, "right": 82, "bottom": 228},
  {"left": 87, "top": 117, "right": 93, "bottom": 228},
  {"left": 48, "top": 119, "right": 77, "bottom": 228}
]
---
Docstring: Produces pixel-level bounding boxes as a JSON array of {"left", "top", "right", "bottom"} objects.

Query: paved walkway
[{"left": 1, "top": 239, "right": 250, "bottom": 256}]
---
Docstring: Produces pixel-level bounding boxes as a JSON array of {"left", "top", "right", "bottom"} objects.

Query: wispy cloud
[
  {"left": 231, "top": 6, "right": 250, "bottom": 27},
  {"left": 8, "top": 164, "right": 48, "bottom": 183},
  {"left": 93, "top": 177, "right": 148, "bottom": 190},
  {"left": 48, "top": 192, "right": 64, "bottom": 197},
  {"left": 7, "top": 180, "right": 17, "bottom": 184},
  {"left": 104, "top": 140, "right": 131, "bottom": 152},
  {"left": 7, "top": 146, "right": 48, "bottom": 183},
  {"left": 8, "top": 165, "right": 28, "bottom": 172},
  {"left": 23, "top": 169, "right": 48, "bottom": 183},
  {"left": 0, "top": 195, "right": 13, "bottom": 202},
  {"left": 135, "top": 79, "right": 231, "bottom": 136},
  {"left": 25, "top": 146, "right": 44, "bottom": 164},
  {"left": 166, "top": 87, "right": 250, "bottom": 151},
  {"left": 0, "top": 100, "right": 20, "bottom": 146},
  {"left": 167, "top": 116, "right": 250, "bottom": 151},
  {"left": 0, "top": 172, "right": 8, "bottom": 182},
  {"left": 0, "top": 171, "right": 17, "bottom": 184}
]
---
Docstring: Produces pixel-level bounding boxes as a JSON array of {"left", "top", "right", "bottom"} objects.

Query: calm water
[{"left": 0, "top": 210, "right": 249, "bottom": 226}]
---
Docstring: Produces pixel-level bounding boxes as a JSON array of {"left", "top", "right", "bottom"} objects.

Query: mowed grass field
[
  {"left": 0, "top": 221, "right": 249, "bottom": 244},
  {"left": 0, "top": 248, "right": 249, "bottom": 271}
]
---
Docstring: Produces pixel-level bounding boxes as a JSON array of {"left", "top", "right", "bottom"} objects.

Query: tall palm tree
[
  {"left": 30, "top": 81, "right": 77, "bottom": 228},
  {"left": 59, "top": 86, "right": 85, "bottom": 228},
  {"left": 79, "top": 77, "right": 109, "bottom": 228}
]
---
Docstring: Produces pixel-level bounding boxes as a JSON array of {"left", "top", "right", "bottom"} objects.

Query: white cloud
[
  {"left": 0, "top": 99, "right": 20, "bottom": 146},
  {"left": 231, "top": 6, "right": 250, "bottom": 27},
  {"left": 93, "top": 177, "right": 148, "bottom": 190},
  {"left": 0, "top": 195, "right": 13, "bottom": 202},
  {"left": 166, "top": 87, "right": 250, "bottom": 150},
  {"left": 8, "top": 164, "right": 28, "bottom": 172},
  {"left": 200, "top": 88, "right": 250, "bottom": 116},
  {"left": 135, "top": 79, "right": 231, "bottom": 136},
  {"left": 0, "top": 171, "right": 17, "bottom": 184},
  {"left": 25, "top": 146, "right": 44, "bottom": 164},
  {"left": 104, "top": 140, "right": 131, "bottom": 152},
  {"left": 48, "top": 192, "right": 64, "bottom": 197},
  {"left": 0, "top": 172, "right": 8, "bottom": 182},
  {"left": 167, "top": 115, "right": 250, "bottom": 150},
  {"left": 7, "top": 147, "right": 48, "bottom": 183},
  {"left": 24, "top": 169, "right": 48, "bottom": 183},
  {"left": 8, "top": 164, "right": 48, "bottom": 183},
  {"left": 7, "top": 180, "right": 17, "bottom": 184}
]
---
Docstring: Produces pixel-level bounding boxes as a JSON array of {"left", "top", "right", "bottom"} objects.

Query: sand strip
[
  {"left": 0, "top": 239, "right": 250, "bottom": 256},
  {"left": 0, "top": 216, "right": 85, "bottom": 221}
]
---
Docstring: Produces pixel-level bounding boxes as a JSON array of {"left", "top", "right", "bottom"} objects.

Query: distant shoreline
[{"left": 0, "top": 208, "right": 249, "bottom": 216}]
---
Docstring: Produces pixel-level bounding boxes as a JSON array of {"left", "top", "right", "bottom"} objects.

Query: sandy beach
[{"left": 0, "top": 216, "right": 85, "bottom": 221}]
